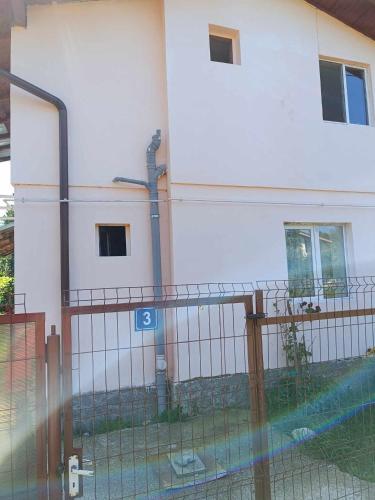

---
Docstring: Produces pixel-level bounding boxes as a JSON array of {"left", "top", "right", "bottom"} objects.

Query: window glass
[
  {"left": 285, "top": 228, "right": 315, "bottom": 297},
  {"left": 345, "top": 67, "right": 368, "bottom": 125},
  {"left": 319, "top": 60, "right": 346, "bottom": 123},
  {"left": 209, "top": 35, "right": 233, "bottom": 64},
  {"left": 99, "top": 226, "right": 127, "bottom": 257},
  {"left": 319, "top": 226, "right": 348, "bottom": 297}
]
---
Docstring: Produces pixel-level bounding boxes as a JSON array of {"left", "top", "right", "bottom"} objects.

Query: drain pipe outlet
[
  {"left": 113, "top": 129, "right": 167, "bottom": 414},
  {"left": 0, "top": 69, "right": 69, "bottom": 306}
]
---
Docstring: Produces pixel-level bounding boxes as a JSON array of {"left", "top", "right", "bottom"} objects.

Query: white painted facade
[{"left": 9, "top": 0, "right": 375, "bottom": 382}]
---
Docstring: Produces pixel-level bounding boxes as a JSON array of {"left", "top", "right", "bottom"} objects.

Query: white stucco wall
[
  {"left": 12, "top": 0, "right": 169, "bottom": 330},
  {"left": 163, "top": 0, "right": 375, "bottom": 191},
  {"left": 161, "top": 0, "right": 375, "bottom": 288},
  {"left": 10, "top": 0, "right": 375, "bottom": 388}
]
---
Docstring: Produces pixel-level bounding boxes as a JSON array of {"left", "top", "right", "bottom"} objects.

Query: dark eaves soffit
[{"left": 305, "top": 0, "right": 375, "bottom": 41}]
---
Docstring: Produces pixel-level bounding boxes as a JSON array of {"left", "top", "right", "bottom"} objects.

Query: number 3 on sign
[{"left": 135, "top": 308, "right": 158, "bottom": 332}]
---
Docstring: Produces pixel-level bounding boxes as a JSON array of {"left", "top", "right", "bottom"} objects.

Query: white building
[{"left": 2, "top": 0, "right": 375, "bottom": 332}]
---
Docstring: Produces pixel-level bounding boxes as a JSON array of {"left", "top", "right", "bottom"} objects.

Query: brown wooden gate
[{"left": 0, "top": 312, "right": 48, "bottom": 499}]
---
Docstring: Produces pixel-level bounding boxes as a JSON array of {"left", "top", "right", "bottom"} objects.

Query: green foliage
[
  {"left": 0, "top": 255, "right": 14, "bottom": 278},
  {"left": 0, "top": 206, "right": 14, "bottom": 279},
  {"left": 155, "top": 404, "right": 187, "bottom": 424},
  {"left": 91, "top": 405, "right": 188, "bottom": 435},
  {"left": 0, "top": 276, "right": 14, "bottom": 313},
  {"left": 93, "top": 417, "right": 133, "bottom": 435},
  {"left": 0, "top": 207, "right": 14, "bottom": 226},
  {"left": 273, "top": 300, "right": 321, "bottom": 370},
  {"left": 266, "top": 374, "right": 326, "bottom": 421}
]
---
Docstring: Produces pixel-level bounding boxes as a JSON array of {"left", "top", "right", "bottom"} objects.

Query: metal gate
[
  {"left": 0, "top": 312, "right": 47, "bottom": 499},
  {"left": 61, "top": 284, "right": 267, "bottom": 499}
]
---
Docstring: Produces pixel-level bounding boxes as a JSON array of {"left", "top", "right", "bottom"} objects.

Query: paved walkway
[{"left": 75, "top": 409, "right": 375, "bottom": 499}]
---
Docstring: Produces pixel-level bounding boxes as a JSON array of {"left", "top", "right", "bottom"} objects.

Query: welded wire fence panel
[
  {"left": 0, "top": 313, "right": 46, "bottom": 500},
  {"left": 64, "top": 283, "right": 260, "bottom": 499},
  {"left": 257, "top": 277, "right": 375, "bottom": 499}
]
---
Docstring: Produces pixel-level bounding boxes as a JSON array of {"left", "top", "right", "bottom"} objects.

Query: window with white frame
[
  {"left": 319, "top": 59, "right": 369, "bottom": 126},
  {"left": 284, "top": 224, "right": 348, "bottom": 298}
]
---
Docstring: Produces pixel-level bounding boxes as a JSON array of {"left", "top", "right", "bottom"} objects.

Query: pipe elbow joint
[{"left": 147, "top": 129, "right": 162, "bottom": 154}]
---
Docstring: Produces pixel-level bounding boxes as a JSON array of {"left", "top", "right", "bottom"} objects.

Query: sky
[
  {"left": 0, "top": 161, "right": 13, "bottom": 222},
  {"left": 0, "top": 161, "right": 12, "bottom": 194}
]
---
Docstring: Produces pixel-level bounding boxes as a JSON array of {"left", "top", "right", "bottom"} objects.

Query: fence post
[
  {"left": 47, "top": 325, "right": 62, "bottom": 500},
  {"left": 245, "top": 291, "right": 271, "bottom": 500}
]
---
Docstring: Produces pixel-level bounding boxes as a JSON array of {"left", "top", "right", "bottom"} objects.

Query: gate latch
[
  {"left": 246, "top": 312, "right": 266, "bottom": 320},
  {"left": 68, "top": 455, "right": 94, "bottom": 497}
]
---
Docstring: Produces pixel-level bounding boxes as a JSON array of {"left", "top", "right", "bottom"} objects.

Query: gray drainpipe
[
  {"left": 0, "top": 69, "right": 69, "bottom": 306},
  {"left": 113, "top": 129, "right": 167, "bottom": 414}
]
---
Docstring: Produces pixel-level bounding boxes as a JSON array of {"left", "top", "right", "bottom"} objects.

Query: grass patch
[
  {"left": 92, "top": 417, "right": 133, "bottom": 435},
  {"left": 86, "top": 405, "right": 188, "bottom": 436},
  {"left": 266, "top": 373, "right": 328, "bottom": 422},
  {"left": 301, "top": 405, "right": 375, "bottom": 482},
  {"left": 266, "top": 368, "right": 375, "bottom": 483}
]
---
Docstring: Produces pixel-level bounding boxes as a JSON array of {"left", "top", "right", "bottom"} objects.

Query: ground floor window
[
  {"left": 284, "top": 224, "right": 348, "bottom": 298},
  {"left": 98, "top": 225, "right": 128, "bottom": 257}
]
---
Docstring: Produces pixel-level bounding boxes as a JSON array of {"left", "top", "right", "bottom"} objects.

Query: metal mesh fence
[
  {"left": 0, "top": 292, "right": 26, "bottom": 315},
  {"left": 62, "top": 279, "right": 375, "bottom": 499},
  {"left": 63, "top": 283, "right": 258, "bottom": 499},
  {"left": 257, "top": 277, "right": 375, "bottom": 499},
  {"left": 0, "top": 313, "right": 46, "bottom": 500}
]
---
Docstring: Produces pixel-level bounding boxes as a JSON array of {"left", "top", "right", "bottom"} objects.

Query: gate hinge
[
  {"left": 246, "top": 312, "right": 267, "bottom": 320},
  {"left": 57, "top": 462, "right": 64, "bottom": 476}
]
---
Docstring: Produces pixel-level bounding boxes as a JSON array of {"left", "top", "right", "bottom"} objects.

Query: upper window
[
  {"left": 285, "top": 224, "right": 348, "bottom": 298},
  {"left": 319, "top": 60, "right": 369, "bottom": 125},
  {"left": 210, "top": 35, "right": 233, "bottom": 64},
  {"left": 98, "top": 225, "right": 127, "bottom": 257},
  {"left": 209, "top": 25, "right": 241, "bottom": 65}
]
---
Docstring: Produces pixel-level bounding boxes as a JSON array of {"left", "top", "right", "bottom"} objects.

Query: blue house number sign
[{"left": 135, "top": 308, "right": 158, "bottom": 332}]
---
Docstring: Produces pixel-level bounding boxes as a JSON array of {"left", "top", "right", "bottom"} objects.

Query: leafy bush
[
  {"left": 0, "top": 276, "right": 14, "bottom": 313},
  {"left": 155, "top": 404, "right": 187, "bottom": 424},
  {"left": 0, "top": 255, "right": 14, "bottom": 277}
]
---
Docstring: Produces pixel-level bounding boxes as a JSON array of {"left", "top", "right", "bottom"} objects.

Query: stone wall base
[{"left": 72, "top": 357, "right": 375, "bottom": 433}]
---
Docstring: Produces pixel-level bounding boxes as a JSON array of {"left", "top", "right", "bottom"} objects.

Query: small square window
[
  {"left": 319, "top": 59, "right": 369, "bottom": 125},
  {"left": 209, "top": 25, "right": 240, "bottom": 65},
  {"left": 210, "top": 35, "right": 233, "bottom": 64},
  {"left": 98, "top": 225, "right": 127, "bottom": 257}
]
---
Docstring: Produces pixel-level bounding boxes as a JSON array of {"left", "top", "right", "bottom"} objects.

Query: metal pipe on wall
[
  {"left": 0, "top": 69, "right": 69, "bottom": 305},
  {"left": 113, "top": 129, "right": 167, "bottom": 414}
]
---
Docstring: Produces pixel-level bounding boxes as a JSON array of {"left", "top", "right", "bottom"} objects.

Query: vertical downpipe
[
  {"left": 113, "top": 130, "right": 167, "bottom": 414},
  {"left": 146, "top": 130, "right": 167, "bottom": 414}
]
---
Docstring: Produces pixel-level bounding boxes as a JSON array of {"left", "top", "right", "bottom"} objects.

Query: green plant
[
  {"left": 154, "top": 404, "right": 187, "bottom": 424},
  {"left": 273, "top": 300, "right": 321, "bottom": 371},
  {"left": 266, "top": 374, "right": 326, "bottom": 421},
  {"left": 0, "top": 255, "right": 14, "bottom": 277},
  {"left": 93, "top": 417, "right": 133, "bottom": 435},
  {"left": 0, "top": 276, "right": 14, "bottom": 313}
]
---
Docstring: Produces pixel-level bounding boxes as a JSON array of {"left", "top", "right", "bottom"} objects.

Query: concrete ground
[{"left": 74, "top": 409, "right": 375, "bottom": 499}]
